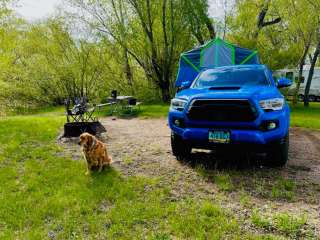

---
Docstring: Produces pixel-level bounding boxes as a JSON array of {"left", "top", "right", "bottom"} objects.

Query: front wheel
[
  {"left": 266, "top": 135, "right": 289, "bottom": 167},
  {"left": 171, "top": 132, "right": 191, "bottom": 160}
]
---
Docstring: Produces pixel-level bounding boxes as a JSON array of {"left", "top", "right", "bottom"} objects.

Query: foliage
[
  {"left": 1, "top": 0, "right": 320, "bottom": 111},
  {"left": 228, "top": 0, "right": 302, "bottom": 70},
  {"left": 69, "top": 0, "right": 214, "bottom": 102},
  {"left": 0, "top": 0, "right": 216, "bottom": 112},
  {"left": 0, "top": 18, "right": 146, "bottom": 110},
  {"left": 229, "top": 0, "right": 320, "bottom": 105}
]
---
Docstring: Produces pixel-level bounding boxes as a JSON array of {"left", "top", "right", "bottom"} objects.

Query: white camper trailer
[{"left": 273, "top": 67, "right": 320, "bottom": 102}]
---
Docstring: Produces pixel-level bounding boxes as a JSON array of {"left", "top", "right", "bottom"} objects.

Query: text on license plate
[{"left": 209, "top": 130, "right": 230, "bottom": 144}]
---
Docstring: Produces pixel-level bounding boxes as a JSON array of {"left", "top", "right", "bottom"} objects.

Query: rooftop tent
[{"left": 175, "top": 38, "right": 260, "bottom": 88}]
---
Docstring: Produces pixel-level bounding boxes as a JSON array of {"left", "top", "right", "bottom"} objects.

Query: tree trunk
[
  {"left": 193, "top": 30, "right": 205, "bottom": 45},
  {"left": 304, "top": 43, "right": 320, "bottom": 107},
  {"left": 293, "top": 43, "right": 310, "bottom": 105},
  {"left": 204, "top": 16, "right": 215, "bottom": 39},
  {"left": 123, "top": 47, "right": 134, "bottom": 94},
  {"left": 160, "top": 80, "right": 171, "bottom": 102}
]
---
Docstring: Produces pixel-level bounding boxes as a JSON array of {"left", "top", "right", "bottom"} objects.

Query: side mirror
[
  {"left": 177, "top": 81, "right": 192, "bottom": 93},
  {"left": 277, "top": 77, "right": 292, "bottom": 88}
]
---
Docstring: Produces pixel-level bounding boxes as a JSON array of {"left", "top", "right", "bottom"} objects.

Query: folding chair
[
  {"left": 84, "top": 104, "right": 97, "bottom": 122},
  {"left": 65, "top": 98, "right": 82, "bottom": 123},
  {"left": 120, "top": 98, "right": 139, "bottom": 115}
]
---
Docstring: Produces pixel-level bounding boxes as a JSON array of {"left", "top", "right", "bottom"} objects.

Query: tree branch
[{"left": 261, "top": 17, "right": 281, "bottom": 27}]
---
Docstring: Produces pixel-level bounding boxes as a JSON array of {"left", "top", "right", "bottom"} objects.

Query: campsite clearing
[
  {"left": 0, "top": 109, "right": 320, "bottom": 239},
  {"left": 57, "top": 116, "right": 320, "bottom": 239}
]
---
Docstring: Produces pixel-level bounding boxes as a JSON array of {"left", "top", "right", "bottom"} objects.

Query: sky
[
  {"left": 15, "top": 0, "right": 63, "bottom": 20},
  {"left": 15, "top": 0, "right": 229, "bottom": 21}
]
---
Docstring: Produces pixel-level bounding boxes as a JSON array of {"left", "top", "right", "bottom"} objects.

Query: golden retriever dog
[{"left": 79, "top": 133, "right": 112, "bottom": 175}]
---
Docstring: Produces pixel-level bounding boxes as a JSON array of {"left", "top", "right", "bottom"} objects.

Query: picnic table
[
  {"left": 97, "top": 95, "right": 141, "bottom": 115},
  {"left": 108, "top": 95, "right": 134, "bottom": 102}
]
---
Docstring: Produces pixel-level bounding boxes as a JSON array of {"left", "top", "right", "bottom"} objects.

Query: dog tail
[{"left": 109, "top": 156, "right": 113, "bottom": 163}]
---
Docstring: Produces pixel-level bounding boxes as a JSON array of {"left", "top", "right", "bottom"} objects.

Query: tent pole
[
  {"left": 181, "top": 55, "right": 200, "bottom": 72},
  {"left": 240, "top": 51, "right": 258, "bottom": 65}
]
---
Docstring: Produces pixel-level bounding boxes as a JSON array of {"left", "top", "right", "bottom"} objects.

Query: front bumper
[{"left": 168, "top": 107, "right": 290, "bottom": 146}]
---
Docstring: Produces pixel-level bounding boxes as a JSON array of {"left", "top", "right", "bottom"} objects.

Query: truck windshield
[{"left": 192, "top": 68, "right": 269, "bottom": 89}]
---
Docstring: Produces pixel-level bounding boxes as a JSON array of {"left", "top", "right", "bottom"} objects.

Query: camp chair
[
  {"left": 83, "top": 104, "right": 97, "bottom": 122},
  {"left": 121, "top": 98, "right": 142, "bottom": 115},
  {"left": 65, "top": 97, "right": 97, "bottom": 123},
  {"left": 79, "top": 97, "right": 97, "bottom": 122},
  {"left": 65, "top": 98, "right": 82, "bottom": 123}
]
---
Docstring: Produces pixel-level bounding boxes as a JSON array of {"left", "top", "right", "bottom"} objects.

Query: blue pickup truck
[{"left": 168, "top": 64, "right": 292, "bottom": 166}]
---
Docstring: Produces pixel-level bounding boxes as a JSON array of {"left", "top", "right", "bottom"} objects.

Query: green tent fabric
[{"left": 176, "top": 38, "right": 260, "bottom": 87}]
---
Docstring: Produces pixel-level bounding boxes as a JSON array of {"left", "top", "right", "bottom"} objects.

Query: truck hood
[{"left": 176, "top": 85, "right": 282, "bottom": 102}]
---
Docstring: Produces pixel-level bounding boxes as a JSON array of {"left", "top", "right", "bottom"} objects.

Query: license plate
[{"left": 209, "top": 130, "right": 230, "bottom": 144}]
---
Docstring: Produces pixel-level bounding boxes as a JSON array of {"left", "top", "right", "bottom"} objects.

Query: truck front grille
[{"left": 187, "top": 99, "right": 258, "bottom": 122}]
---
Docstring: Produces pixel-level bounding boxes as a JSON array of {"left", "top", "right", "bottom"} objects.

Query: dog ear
[{"left": 87, "top": 135, "right": 93, "bottom": 147}]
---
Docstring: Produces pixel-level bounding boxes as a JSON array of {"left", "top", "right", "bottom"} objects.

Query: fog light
[
  {"left": 174, "top": 119, "right": 181, "bottom": 126},
  {"left": 267, "top": 122, "right": 277, "bottom": 130}
]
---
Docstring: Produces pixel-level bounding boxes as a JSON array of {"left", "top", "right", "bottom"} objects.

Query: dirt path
[{"left": 60, "top": 118, "right": 320, "bottom": 236}]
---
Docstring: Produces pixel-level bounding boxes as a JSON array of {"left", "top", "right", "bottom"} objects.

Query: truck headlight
[
  {"left": 170, "top": 98, "right": 187, "bottom": 111},
  {"left": 259, "top": 98, "right": 284, "bottom": 111}
]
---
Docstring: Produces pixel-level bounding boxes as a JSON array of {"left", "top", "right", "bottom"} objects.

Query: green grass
[
  {"left": 290, "top": 102, "right": 320, "bottom": 129},
  {"left": 213, "top": 173, "right": 234, "bottom": 192},
  {"left": 273, "top": 213, "right": 307, "bottom": 236},
  {"left": 5, "top": 105, "right": 65, "bottom": 116},
  {"left": 94, "top": 104, "right": 169, "bottom": 119},
  {"left": 251, "top": 210, "right": 273, "bottom": 230},
  {"left": 271, "top": 179, "right": 296, "bottom": 201},
  {"left": 251, "top": 210, "right": 310, "bottom": 238},
  {"left": 138, "top": 104, "right": 169, "bottom": 118},
  {"left": 0, "top": 113, "right": 285, "bottom": 239}
]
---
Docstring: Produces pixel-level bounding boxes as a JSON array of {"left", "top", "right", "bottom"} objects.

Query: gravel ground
[{"left": 60, "top": 117, "right": 320, "bottom": 237}]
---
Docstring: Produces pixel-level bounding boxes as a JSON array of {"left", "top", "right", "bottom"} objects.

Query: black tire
[
  {"left": 171, "top": 132, "right": 191, "bottom": 160},
  {"left": 265, "top": 134, "right": 289, "bottom": 167}
]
